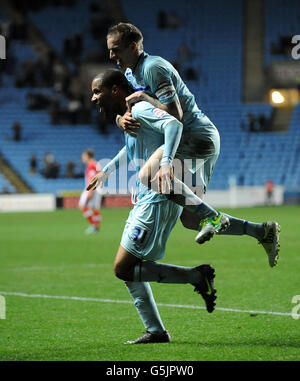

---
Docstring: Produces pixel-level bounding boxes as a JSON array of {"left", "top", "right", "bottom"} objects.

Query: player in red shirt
[{"left": 79, "top": 148, "right": 102, "bottom": 234}]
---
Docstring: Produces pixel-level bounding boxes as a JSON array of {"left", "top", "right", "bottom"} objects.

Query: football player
[
  {"left": 88, "top": 69, "right": 217, "bottom": 344},
  {"left": 79, "top": 149, "right": 102, "bottom": 234},
  {"left": 106, "top": 23, "right": 280, "bottom": 267}
]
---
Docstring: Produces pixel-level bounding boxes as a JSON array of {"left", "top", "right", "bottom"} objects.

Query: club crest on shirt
[
  {"left": 151, "top": 107, "right": 167, "bottom": 118},
  {"left": 125, "top": 69, "right": 148, "bottom": 91}
]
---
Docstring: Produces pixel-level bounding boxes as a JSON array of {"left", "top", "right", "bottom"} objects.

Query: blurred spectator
[
  {"left": 43, "top": 152, "right": 54, "bottom": 169},
  {"left": 42, "top": 152, "right": 60, "bottom": 179},
  {"left": 12, "top": 121, "right": 21, "bottom": 142},
  {"left": 247, "top": 113, "right": 260, "bottom": 133},
  {"left": 157, "top": 10, "right": 167, "bottom": 29},
  {"left": 258, "top": 113, "right": 268, "bottom": 132},
  {"left": 29, "top": 154, "right": 37, "bottom": 174},
  {"left": 66, "top": 160, "right": 75, "bottom": 178},
  {"left": 265, "top": 179, "right": 275, "bottom": 205}
]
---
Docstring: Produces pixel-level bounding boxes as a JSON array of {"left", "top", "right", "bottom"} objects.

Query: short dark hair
[
  {"left": 95, "top": 69, "right": 134, "bottom": 95},
  {"left": 107, "top": 22, "right": 143, "bottom": 51},
  {"left": 83, "top": 148, "right": 94, "bottom": 158}
]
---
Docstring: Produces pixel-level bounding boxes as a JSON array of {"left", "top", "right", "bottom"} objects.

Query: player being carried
[
  {"left": 88, "top": 69, "right": 217, "bottom": 344},
  {"left": 106, "top": 22, "right": 280, "bottom": 267},
  {"left": 79, "top": 148, "right": 102, "bottom": 234}
]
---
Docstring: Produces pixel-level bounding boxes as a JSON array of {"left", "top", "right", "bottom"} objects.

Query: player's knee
[
  {"left": 180, "top": 211, "right": 201, "bottom": 230},
  {"left": 113, "top": 262, "right": 130, "bottom": 281}
]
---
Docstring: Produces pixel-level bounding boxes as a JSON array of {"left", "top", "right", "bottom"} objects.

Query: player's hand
[
  {"left": 125, "top": 91, "right": 145, "bottom": 111},
  {"left": 151, "top": 165, "right": 175, "bottom": 194},
  {"left": 86, "top": 170, "right": 108, "bottom": 191},
  {"left": 118, "top": 112, "right": 141, "bottom": 137}
]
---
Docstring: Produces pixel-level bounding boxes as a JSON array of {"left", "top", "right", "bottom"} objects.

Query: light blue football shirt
[
  {"left": 125, "top": 52, "right": 216, "bottom": 138},
  {"left": 104, "top": 100, "right": 182, "bottom": 204}
]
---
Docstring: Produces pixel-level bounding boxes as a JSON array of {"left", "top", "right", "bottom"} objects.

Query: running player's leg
[
  {"left": 90, "top": 192, "right": 102, "bottom": 231},
  {"left": 79, "top": 190, "right": 97, "bottom": 234},
  {"left": 115, "top": 200, "right": 217, "bottom": 343},
  {"left": 90, "top": 208, "right": 101, "bottom": 230},
  {"left": 114, "top": 246, "right": 168, "bottom": 340},
  {"left": 85, "top": 191, "right": 101, "bottom": 234}
]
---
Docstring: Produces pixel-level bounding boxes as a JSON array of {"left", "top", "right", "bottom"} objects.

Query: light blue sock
[
  {"left": 125, "top": 281, "right": 165, "bottom": 334},
  {"left": 217, "top": 213, "right": 264, "bottom": 240},
  {"left": 133, "top": 261, "right": 200, "bottom": 284}
]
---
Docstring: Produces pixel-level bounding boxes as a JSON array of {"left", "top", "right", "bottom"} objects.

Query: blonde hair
[{"left": 107, "top": 22, "right": 143, "bottom": 52}]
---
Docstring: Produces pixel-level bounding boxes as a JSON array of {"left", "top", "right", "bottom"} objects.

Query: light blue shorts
[
  {"left": 160, "top": 124, "right": 220, "bottom": 192},
  {"left": 120, "top": 200, "right": 183, "bottom": 261}
]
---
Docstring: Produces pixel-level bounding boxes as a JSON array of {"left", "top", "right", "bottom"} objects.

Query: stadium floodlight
[
  {"left": 270, "top": 89, "right": 300, "bottom": 107},
  {"left": 271, "top": 90, "right": 285, "bottom": 104}
]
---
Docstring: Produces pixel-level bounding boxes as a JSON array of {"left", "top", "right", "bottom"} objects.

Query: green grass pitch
[{"left": 0, "top": 205, "right": 300, "bottom": 361}]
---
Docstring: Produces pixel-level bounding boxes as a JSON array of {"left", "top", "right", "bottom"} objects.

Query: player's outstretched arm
[
  {"left": 86, "top": 146, "right": 128, "bottom": 191},
  {"left": 86, "top": 170, "right": 108, "bottom": 191}
]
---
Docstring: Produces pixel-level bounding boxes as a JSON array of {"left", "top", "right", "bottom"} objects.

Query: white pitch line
[
  {"left": 0, "top": 264, "right": 109, "bottom": 272},
  {"left": 0, "top": 291, "right": 299, "bottom": 318}
]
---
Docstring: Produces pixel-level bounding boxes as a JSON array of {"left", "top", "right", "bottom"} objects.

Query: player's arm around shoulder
[{"left": 126, "top": 91, "right": 183, "bottom": 122}]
